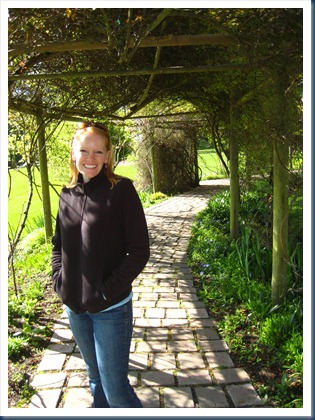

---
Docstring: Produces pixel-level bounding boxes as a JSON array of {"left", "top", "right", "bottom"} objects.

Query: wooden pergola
[
  {"left": 8, "top": 8, "right": 256, "bottom": 122},
  {"left": 8, "top": 7, "right": 303, "bottom": 305}
]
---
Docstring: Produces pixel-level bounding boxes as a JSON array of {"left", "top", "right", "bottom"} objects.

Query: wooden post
[
  {"left": 36, "top": 114, "right": 53, "bottom": 240},
  {"left": 150, "top": 139, "right": 158, "bottom": 193},
  {"left": 271, "top": 136, "right": 289, "bottom": 304},
  {"left": 229, "top": 91, "right": 240, "bottom": 240}
]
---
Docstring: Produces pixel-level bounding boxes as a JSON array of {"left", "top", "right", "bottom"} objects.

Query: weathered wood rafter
[
  {"left": 9, "top": 63, "right": 250, "bottom": 82},
  {"left": 6, "top": 10, "right": 258, "bottom": 122},
  {"left": 9, "top": 34, "right": 238, "bottom": 58}
]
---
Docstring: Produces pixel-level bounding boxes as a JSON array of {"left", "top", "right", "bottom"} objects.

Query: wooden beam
[
  {"left": 139, "top": 33, "right": 237, "bottom": 47},
  {"left": 9, "top": 64, "right": 250, "bottom": 82},
  {"left": 126, "top": 111, "right": 202, "bottom": 119},
  {"left": 9, "top": 34, "right": 237, "bottom": 58}
]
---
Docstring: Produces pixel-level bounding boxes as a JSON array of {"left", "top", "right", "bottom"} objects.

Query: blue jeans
[{"left": 66, "top": 300, "right": 142, "bottom": 408}]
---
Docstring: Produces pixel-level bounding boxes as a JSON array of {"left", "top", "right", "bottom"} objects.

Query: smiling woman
[{"left": 51, "top": 121, "right": 150, "bottom": 408}]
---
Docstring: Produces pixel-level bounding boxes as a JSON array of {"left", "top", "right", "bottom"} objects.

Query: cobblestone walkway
[{"left": 28, "top": 180, "right": 264, "bottom": 409}]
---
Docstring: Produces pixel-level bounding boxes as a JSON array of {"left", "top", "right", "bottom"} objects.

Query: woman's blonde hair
[{"left": 68, "top": 122, "right": 121, "bottom": 188}]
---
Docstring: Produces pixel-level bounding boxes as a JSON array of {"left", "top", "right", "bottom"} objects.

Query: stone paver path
[{"left": 28, "top": 180, "right": 264, "bottom": 409}]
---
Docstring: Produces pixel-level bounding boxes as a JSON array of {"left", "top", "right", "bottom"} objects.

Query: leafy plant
[
  {"left": 8, "top": 336, "right": 28, "bottom": 360},
  {"left": 260, "top": 312, "right": 297, "bottom": 347},
  {"left": 235, "top": 225, "right": 272, "bottom": 282},
  {"left": 138, "top": 190, "right": 169, "bottom": 208},
  {"left": 8, "top": 228, "right": 57, "bottom": 365}
]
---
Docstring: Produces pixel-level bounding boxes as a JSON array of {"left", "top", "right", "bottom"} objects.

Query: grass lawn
[
  {"left": 8, "top": 168, "right": 64, "bottom": 235},
  {"left": 114, "top": 161, "right": 137, "bottom": 179},
  {"left": 198, "top": 149, "right": 227, "bottom": 180},
  {"left": 8, "top": 150, "right": 225, "bottom": 235},
  {"left": 115, "top": 149, "right": 226, "bottom": 181}
]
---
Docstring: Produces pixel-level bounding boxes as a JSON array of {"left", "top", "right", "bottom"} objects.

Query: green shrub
[
  {"left": 260, "top": 313, "right": 296, "bottom": 348},
  {"left": 187, "top": 179, "right": 303, "bottom": 407},
  {"left": 235, "top": 225, "right": 272, "bottom": 282},
  {"left": 280, "top": 332, "right": 303, "bottom": 373},
  {"left": 138, "top": 190, "right": 169, "bottom": 208},
  {"left": 195, "top": 190, "right": 230, "bottom": 234},
  {"left": 16, "top": 228, "right": 47, "bottom": 258},
  {"left": 13, "top": 228, "right": 52, "bottom": 278},
  {"left": 8, "top": 227, "right": 55, "bottom": 367}
]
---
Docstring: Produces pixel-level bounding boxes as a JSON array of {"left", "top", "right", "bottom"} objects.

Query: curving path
[{"left": 28, "top": 179, "right": 264, "bottom": 409}]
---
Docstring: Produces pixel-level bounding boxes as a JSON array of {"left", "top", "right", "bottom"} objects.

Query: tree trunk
[
  {"left": 229, "top": 92, "right": 240, "bottom": 240},
  {"left": 271, "top": 137, "right": 289, "bottom": 305},
  {"left": 36, "top": 115, "right": 53, "bottom": 240}
]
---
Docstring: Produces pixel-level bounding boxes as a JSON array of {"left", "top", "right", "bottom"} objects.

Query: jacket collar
[{"left": 77, "top": 165, "right": 109, "bottom": 194}]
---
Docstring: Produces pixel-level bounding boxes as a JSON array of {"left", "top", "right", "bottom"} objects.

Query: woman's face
[{"left": 72, "top": 129, "right": 110, "bottom": 182}]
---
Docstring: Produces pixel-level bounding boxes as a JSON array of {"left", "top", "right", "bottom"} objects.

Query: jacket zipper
[{"left": 77, "top": 184, "right": 88, "bottom": 311}]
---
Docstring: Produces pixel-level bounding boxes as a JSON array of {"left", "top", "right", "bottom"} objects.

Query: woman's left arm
[{"left": 101, "top": 180, "right": 150, "bottom": 301}]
